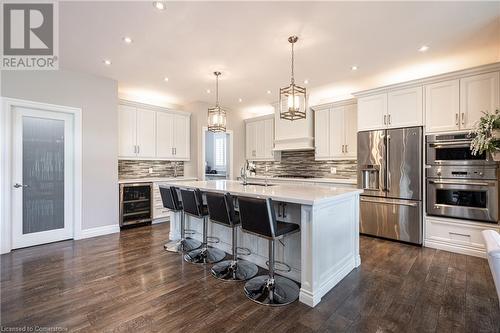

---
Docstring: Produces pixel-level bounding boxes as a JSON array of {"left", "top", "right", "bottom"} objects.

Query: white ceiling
[{"left": 59, "top": 1, "right": 500, "bottom": 115}]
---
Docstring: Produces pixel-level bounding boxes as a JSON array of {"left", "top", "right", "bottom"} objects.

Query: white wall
[
  {"left": 1, "top": 70, "right": 119, "bottom": 230},
  {"left": 183, "top": 101, "right": 246, "bottom": 180}
]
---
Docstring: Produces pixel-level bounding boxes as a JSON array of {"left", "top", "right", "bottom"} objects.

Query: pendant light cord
[
  {"left": 290, "top": 41, "right": 295, "bottom": 85},
  {"left": 215, "top": 73, "right": 219, "bottom": 107}
]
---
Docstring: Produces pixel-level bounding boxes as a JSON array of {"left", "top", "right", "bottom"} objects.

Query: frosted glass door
[{"left": 12, "top": 107, "right": 74, "bottom": 249}]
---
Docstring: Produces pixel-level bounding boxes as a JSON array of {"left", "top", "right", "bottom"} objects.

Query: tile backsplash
[
  {"left": 253, "top": 150, "right": 357, "bottom": 179},
  {"left": 119, "top": 160, "right": 184, "bottom": 179}
]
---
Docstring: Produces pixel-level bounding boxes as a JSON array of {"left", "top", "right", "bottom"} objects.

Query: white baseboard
[
  {"left": 424, "top": 239, "right": 486, "bottom": 258},
  {"left": 75, "top": 224, "right": 120, "bottom": 240}
]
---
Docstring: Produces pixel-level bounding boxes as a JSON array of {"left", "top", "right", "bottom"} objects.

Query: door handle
[
  {"left": 428, "top": 180, "right": 490, "bottom": 186},
  {"left": 386, "top": 135, "right": 391, "bottom": 191},
  {"left": 137, "top": 146, "right": 140, "bottom": 154},
  {"left": 13, "top": 183, "right": 29, "bottom": 188},
  {"left": 461, "top": 112, "right": 465, "bottom": 126},
  {"left": 345, "top": 144, "right": 348, "bottom": 153},
  {"left": 360, "top": 198, "right": 418, "bottom": 207},
  {"left": 342, "top": 145, "right": 344, "bottom": 153},
  {"left": 383, "top": 115, "right": 387, "bottom": 125},
  {"left": 388, "top": 114, "right": 391, "bottom": 125},
  {"left": 455, "top": 113, "right": 459, "bottom": 126}
]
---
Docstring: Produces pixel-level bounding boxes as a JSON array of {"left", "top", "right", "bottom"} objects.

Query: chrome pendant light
[
  {"left": 279, "top": 36, "right": 307, "bottom": 121},
  {"left": 207, "top": 71, "right": 227, "bottom": 132}
]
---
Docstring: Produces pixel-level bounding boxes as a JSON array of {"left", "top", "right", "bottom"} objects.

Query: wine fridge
[{"left": 119, "top": 183, "right": 153, "bottom": 227}]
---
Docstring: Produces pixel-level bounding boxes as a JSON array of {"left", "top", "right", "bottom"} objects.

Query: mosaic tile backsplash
[
  {"left": 253, "top": 150, "right": 357, "bottom": 179},
  {"left": 119, "top": 160, "right": 184, "bottom": 179}
]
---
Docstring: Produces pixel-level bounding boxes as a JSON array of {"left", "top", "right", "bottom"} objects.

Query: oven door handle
[
  {"left": 428, "top": 180, "right": 491, "bottom": 186},
  {"left": 428, "top": 142, "right": 471, "bottom": 148}
]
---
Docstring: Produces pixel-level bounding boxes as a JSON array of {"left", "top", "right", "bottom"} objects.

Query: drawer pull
[{"left": 449, "top": 232, "right": 470, "bottom": 238}]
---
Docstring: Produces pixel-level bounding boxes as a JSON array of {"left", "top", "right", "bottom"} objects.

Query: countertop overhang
[
  {"left": 161, "top": 180, "right": 362, "bottom": 205},
  {"left": 247, "top": 176, "right": 357, "bottom": 185},
  {"left": 118, "top": 177, "right": 197, "bottom": 184}
]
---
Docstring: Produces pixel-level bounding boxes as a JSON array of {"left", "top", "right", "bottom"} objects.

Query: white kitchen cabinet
[
  {"left": 313, "top": 101, "right": 357, "bottom": 160},
  {"left": 357, "top": 93, "right": 387, "bottom": 131},
  {"left": 343, "top": 103, "right": 357, "bottom": 158},
  {"left": 118, "top": 101, "right": 190, "bottom": 160},
  {"left": 387, "top": 86, "right": 423, "bottom": 128},
  {"left": 136, "top": 108, "right": 156, "bottom": 158},
  {"left": 329, "top": 106, "right": 345, "bottom": 159},
  {"left": 118, "top": 105, "right": 137, "bottom": 158},
  {"left": 425, "top": 79, "right": 460, "bottom": 133},
  {"left": 245, "top": 116, "right": 277, "bottom": 161},
  {"left": 314, "top": 108, "right": 330, "bottom": 159},
  {"left": 460, "top": 72, "right": 500, "bottom": 130}
]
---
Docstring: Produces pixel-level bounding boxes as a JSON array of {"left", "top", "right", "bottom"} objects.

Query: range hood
[{"left": 273, "top": 103, "right": 314, "bottom": 151}]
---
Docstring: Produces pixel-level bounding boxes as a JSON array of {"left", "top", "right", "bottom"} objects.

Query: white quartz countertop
[
  {"left": 161, "top": 180, "right": 362, "bottom": 205},
  {"left": 248, "top": 176, "right": 357, "bottom": 185},
  {"left": 118, "top": 177, "right": 197, "bottom": 184}
]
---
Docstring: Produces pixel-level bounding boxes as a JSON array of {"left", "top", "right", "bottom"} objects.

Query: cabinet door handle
[
  {"left": 461, "top": 112, "right": 465, "bottom": 126},
  {"left": 455, "top": 113, "right": 459, "bottom": 126},
  {"left": 388, "top": 114, "right": 391, "bottom": 125},
  {"left": 449, "top": 232, "right": 470, "bottom": 238},
  {"left": 175, "top": 148, "right": 177, "bottom": 155},
  {"left": 137, "top": 146, "right": 140, "bottom": 154},
  {"left": 134, "top": 145, "right": 137, "bottom": 154},
  {"left": 345, "top": 144, "right": 348, "bottom": 153},
  {"left": 383, "top": 115, "right": 387, "bottom": 125}
]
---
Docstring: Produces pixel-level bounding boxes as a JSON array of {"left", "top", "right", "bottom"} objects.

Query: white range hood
[{"left": 273, "top": 103, "right": 315, "bottom": 151}]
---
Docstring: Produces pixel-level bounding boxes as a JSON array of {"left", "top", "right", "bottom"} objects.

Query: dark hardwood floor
[{"left": 1, "top": 223, "right": 499, "bottom": 332}]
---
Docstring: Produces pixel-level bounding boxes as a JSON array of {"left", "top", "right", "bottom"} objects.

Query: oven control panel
[{"left": 426, "top": 166, "right": 497, "bottom": 180}]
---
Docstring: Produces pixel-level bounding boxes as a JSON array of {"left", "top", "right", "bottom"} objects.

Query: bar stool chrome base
[
  {"left": 244, "top": 275, "right": 300, "bottom": 306},
  {"left": 184, "top": 246, "right": 226, "bottom": 264},
  {"left": 211, "top": 259, "right": 258, "bottom": 281},
  {"left": 164, "top": 238, "right": 201, "bottom": 253}
]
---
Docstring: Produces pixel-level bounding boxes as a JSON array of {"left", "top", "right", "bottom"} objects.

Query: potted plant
[{"left": 470, "top": 109, "right": 500, "bottom": 161}]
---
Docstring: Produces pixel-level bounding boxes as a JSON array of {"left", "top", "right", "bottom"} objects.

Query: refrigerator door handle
[
  {"left": 360, "top": 197, "right": 419, "bottom": 207},
  {"left": 386, "top": 134, "right": 391, "bottom": 192}
]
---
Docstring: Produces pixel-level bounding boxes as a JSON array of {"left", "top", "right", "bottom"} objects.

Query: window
[{"left": 214, "top": 135, "right": 226, "bottom": 168}]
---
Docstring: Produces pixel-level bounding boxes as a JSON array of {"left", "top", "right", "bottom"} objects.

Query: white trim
[
  {"left": 200, "top": 127, "right": 234, "bottom": 181},
  {"left": 74, "top": 224, "right": 120, "bottom": 240},
  {"left": 1, "top": 98, "right": 83, "bottom": 254}
]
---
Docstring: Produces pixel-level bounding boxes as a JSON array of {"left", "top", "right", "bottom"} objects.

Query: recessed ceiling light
[
  {"left": 153, "top": 1, "right": 166, "bottom": 10},
  {"left": 304, "top": 79, "right": 309, "bottom": 84},
  {"left": 238, "top": 98, "right": 243, "bottom": 103},
  {"left": 351, "top": 65, "right": 358, "bottom": 71},
  {"left": 103, "top": 59, "right": 112, "bottom": 66},
  {"left": 123, "top": 36, "right": 133, "bottom": 44},
  {"left": 267, "top": 90, "right": 272, "bottom": 94},
  {"left": 206, "top": 89, "right": 211, "bottom": 94},
  {"left": 163, "top": 77, "right": 169, "bottom": 82},
  {"left": 418, "top": 45, "right": 429, "bottom": 52}
]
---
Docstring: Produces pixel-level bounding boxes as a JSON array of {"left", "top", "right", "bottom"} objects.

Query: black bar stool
[
  {"left": 180, "top": 188, "right": 226, "bottom": 264},
  {"left": 237, "top": 196, "right": 300, "bottom": 306},
  {"left": 159, "top": 186, "right": 201, "bottom": 253},
  {"left": 205, "top": 192, "right": 258, "bottom": 281}
]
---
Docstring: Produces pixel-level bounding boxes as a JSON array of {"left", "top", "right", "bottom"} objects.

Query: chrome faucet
[
  {"left": 173, "top": 162, "right": 178, "bottom": 178},
  {"left": 240, "top": 161, "right": 249, "bottom": 185}
]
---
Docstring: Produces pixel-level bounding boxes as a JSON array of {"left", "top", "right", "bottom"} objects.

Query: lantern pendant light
[
  {"left": 279, "top": 36, "right": 307, "bottom": 121},
  {"left": 207, "top": 71, "right": 227, "bottom": 132}
]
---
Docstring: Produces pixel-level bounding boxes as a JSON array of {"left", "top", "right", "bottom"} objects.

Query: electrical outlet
[
  {"left": 148, "top": 167, "right": 153, "bottom": 174},
  {"left": 330, "top": 167, "right": 337, "bottom": 174}
]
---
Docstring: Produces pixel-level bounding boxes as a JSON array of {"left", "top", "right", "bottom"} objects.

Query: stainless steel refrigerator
[{"left": 357, "top": 126, "right": 422, "bottom": 244}]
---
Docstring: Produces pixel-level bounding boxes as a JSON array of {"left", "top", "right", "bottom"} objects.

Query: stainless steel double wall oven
[{"left": 425, "top": 133, "right": 499, "bottom": 223}]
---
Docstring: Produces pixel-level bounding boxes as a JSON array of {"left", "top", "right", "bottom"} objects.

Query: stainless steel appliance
[
  {"left": 357, "top": 127, "right": 423, "bottom": 244},
  {"left": 426, "top": 133, "right": 496, "bottom": 166},
  {"left": 426, "top": 165, "right": 498, "bottom": 222},
  {"left": 119, "top": 183, "right": 153, "bottom": 227}
]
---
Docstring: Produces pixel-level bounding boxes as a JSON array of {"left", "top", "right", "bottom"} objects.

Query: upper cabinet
[
  {"left": 313, "top": 100, "right": 357, "bottom": 161},
  {"left": 118, "top": 101, "right": 191, "bottom": 161},
  {"left": 387, "top": 86, "right": 423, "bottom": 128},
  {"left": 358, "top": 87, "right": 423, "bottom": 131},
  {"left": 357, "top": 93, "right": 387, "bottom": 131},
  {"left": 460, "top": 72, "right": 500, "bottom": 130},
  {"left": 424, "top": 79, "right": 460, "bottom": 133},
  {"left": 245, "top": 115, "right": 277, "bottom": 161},
  {"left": 425, "top": 72, "right": 499, "bottom": 133}
]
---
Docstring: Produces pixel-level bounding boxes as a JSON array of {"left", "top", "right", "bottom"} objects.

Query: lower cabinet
[{"left": 424, "top": 216, "right": 499, "bottom": 258}]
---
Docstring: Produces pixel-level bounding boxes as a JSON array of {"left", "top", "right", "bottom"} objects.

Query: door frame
[
  {"left": 200, "top": 127, "right": 234, "bottom": 181},
  {"left": 1, "top": 98, "right": 82, "bottom": 253}
]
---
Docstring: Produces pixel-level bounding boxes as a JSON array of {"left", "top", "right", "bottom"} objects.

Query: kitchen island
[{"left": 164, "top": 180, "right": 362, "bottom": 307}]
